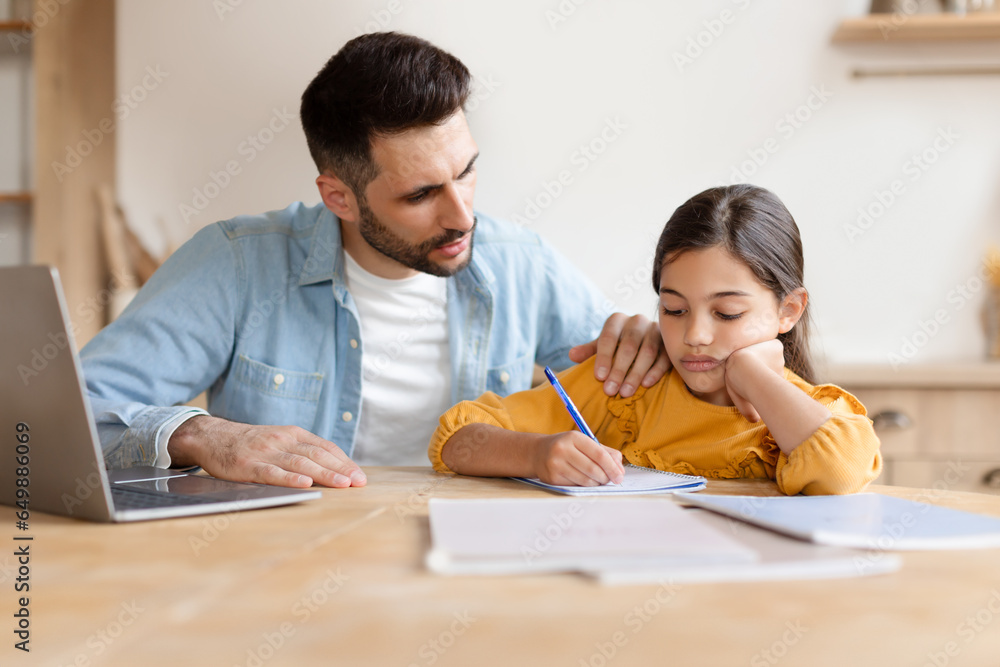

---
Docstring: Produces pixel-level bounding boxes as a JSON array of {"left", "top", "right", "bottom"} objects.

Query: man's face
[{"left": 357, "top": 111, "right": 479, "bottom": 278}]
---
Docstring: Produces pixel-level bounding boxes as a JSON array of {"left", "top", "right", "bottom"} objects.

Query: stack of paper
[
  {"left": 426, "top": 497, "right": 754, "bottom": 576},
  {"left": 595, "top": 509, "right": 902, "bottom": 585},
  {"left": 427, "top": 493, "right": 1000, "bottom": 583}
]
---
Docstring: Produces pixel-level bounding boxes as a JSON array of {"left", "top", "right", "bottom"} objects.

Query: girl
[{"left": 428, "top": 185, "right": 881, "bottom": 495}]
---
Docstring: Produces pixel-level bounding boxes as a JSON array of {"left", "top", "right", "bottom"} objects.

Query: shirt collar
[{"left": 298, "top": 207, "right": 343, "bottom": 287}]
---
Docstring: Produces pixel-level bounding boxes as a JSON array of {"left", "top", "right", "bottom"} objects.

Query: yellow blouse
[{"left": 428, "top": 358, "right": 882, "bottom": 495}]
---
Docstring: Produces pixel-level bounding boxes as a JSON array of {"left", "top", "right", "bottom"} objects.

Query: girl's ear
[{"left": 777, "top": 287, "right": 808, "bottom": 334}]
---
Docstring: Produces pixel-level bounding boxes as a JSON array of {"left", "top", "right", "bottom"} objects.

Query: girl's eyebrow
[{"left": 659, "top": 288, "right": 753, "bottom": 299}]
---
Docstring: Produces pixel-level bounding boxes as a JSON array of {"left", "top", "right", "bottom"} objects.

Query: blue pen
[
  {"left": 543, "top": 366, "right": 618, "bottom": 485},
  {"left": 543, "top": 366, "right": 598, "bottom": 440}
]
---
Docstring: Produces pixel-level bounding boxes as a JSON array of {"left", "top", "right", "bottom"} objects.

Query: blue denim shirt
[{"left": 80, "top": 202, "right": 611, "bottom": 468}]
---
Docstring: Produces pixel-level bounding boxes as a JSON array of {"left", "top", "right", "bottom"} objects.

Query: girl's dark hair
[
  {"left": 300, "top": 32, "right": 471, "bottom": 196},
  {"left": 651, "top": 184, "right": 815, "bottom": 383}
]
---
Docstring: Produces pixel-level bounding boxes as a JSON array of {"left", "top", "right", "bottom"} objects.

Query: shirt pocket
[
  {"left": 485, "top": 352, "right": 535, "bottom": 396},
  {"left": 228, "top": 354, "right": 324, "bottom": 428}
]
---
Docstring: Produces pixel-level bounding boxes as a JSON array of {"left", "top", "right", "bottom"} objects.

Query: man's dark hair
[{"left": 300, "top": 32, "right": 472, "bottom": 197}]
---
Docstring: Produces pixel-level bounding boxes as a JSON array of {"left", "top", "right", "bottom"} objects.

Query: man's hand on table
[
  {"left": 569, "top": 312, "right": 671, "bottom": 397},
  {"left": 168, "top": 415, "right": 367, "bottom": 488}
]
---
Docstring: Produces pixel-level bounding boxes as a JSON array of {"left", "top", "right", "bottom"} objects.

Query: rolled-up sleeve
[
  {"left": 428, "top": 394, "right": 516, "bottom": 473},
  {"left": 81, "top": 223, "right": 239, "bottom": 468},
  {"left": 776, "top": 388, "right": 883, "bottom": 496},
  {"left": 429, "top": 360, "right": 604, "bottom": 472}
]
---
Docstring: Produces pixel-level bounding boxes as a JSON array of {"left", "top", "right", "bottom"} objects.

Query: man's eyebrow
[
  {"left": 459, "top": 152, "right": 479, "bottom": 176},
  {"left": 659, "top": 288, "right": 752, "bottom": 299},
  {"left": 400, "top": 152, "right": 479, "bottom": 199}
]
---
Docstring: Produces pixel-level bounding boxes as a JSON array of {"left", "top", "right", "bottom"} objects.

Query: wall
[{"left": 116, "top": 0, "right": 1000, "bottom": 368}]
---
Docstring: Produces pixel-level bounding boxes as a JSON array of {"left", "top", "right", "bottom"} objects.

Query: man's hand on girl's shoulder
[{"left": 569, "top": 313, "right": 671, "bottom": 398}]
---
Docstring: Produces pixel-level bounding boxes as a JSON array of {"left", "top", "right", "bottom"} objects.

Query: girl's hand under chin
[{"left": 723, "top": 338, "right": 786, "bottom": 423}]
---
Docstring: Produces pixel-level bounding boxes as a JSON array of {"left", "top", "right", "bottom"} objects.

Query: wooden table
[{"left": 6, "top": 468, "right": 1000, "bottom": 667}]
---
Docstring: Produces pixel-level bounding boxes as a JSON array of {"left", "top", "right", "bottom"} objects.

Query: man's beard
[{"left": 357, "top": 199, "right": 475, "bottom": 278}]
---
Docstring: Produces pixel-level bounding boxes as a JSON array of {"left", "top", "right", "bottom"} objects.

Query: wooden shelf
[
  {"left": 0, "top": 21, "right": 31, "bottom": 32},
  {"left": 833, "top": 12, "right": 1000, "bottom": 42},
  {"left": 0, "top": 191, "right": 32, "bottom": 204},
  {"left": 821, "top": 362, "right": 1000, "bottom": 389}
]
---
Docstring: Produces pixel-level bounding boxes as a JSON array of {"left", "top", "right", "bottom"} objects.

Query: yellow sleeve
[
  {"left": 427, "top": 359, "right": 607, "bottom": 473},
  {"left": 775, "top": 385, "right": 883, "bottom": 496}
]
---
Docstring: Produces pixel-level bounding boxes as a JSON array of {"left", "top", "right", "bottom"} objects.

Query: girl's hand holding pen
[{"left": 532, "top": 432, "right": 625, "bottom": 487}]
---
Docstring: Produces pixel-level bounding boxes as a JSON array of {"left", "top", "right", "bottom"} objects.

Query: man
[{"left": 80, "top": 32, "right": 667, "bottom": 489}]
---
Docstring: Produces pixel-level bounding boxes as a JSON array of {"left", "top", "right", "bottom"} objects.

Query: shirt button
[
  {"left": 350, "top": 339, "right": 358, "bottom": 349},
  {"left": 499, "top": 371, "right": 510, "bottom": 384},
  {"left": 342, "top": 412, "right": 353, "bottom": 422},
  {"left": 273, "top": 373, "right": 285, "bottom": 386}
]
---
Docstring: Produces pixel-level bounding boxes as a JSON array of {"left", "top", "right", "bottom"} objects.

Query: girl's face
[{"left": 657, "top": 246, "right": 801, "bottom": 406}]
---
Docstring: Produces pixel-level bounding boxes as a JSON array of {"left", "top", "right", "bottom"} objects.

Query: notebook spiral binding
[{"left": 625, "top": 463, "right": 703, "bottom": 481}]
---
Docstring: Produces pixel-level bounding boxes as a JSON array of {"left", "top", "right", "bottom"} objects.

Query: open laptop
[{"left": 1, "top": 265, "right": 321, "bottom": 522}]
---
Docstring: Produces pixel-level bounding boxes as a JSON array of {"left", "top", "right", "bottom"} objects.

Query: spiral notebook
[{"left": 511, "top": 463, "right": 706, "bottom": 496}]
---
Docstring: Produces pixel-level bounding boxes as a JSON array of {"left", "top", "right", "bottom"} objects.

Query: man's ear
[
  {"left": 316, "top": 173, "right": 360, "bottom": 222},
  {"left": 777, "top": 287, "right": 808, "bottom": 334}
]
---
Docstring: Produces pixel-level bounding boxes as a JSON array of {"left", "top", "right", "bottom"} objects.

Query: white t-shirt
[{"left": 342, "top": 252, "right": 452, "bottom": 466}]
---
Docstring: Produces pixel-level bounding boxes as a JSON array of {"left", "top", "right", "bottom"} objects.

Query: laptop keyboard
[{"left": 111, "top": 485, "right": 216, "bottom": 510}]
